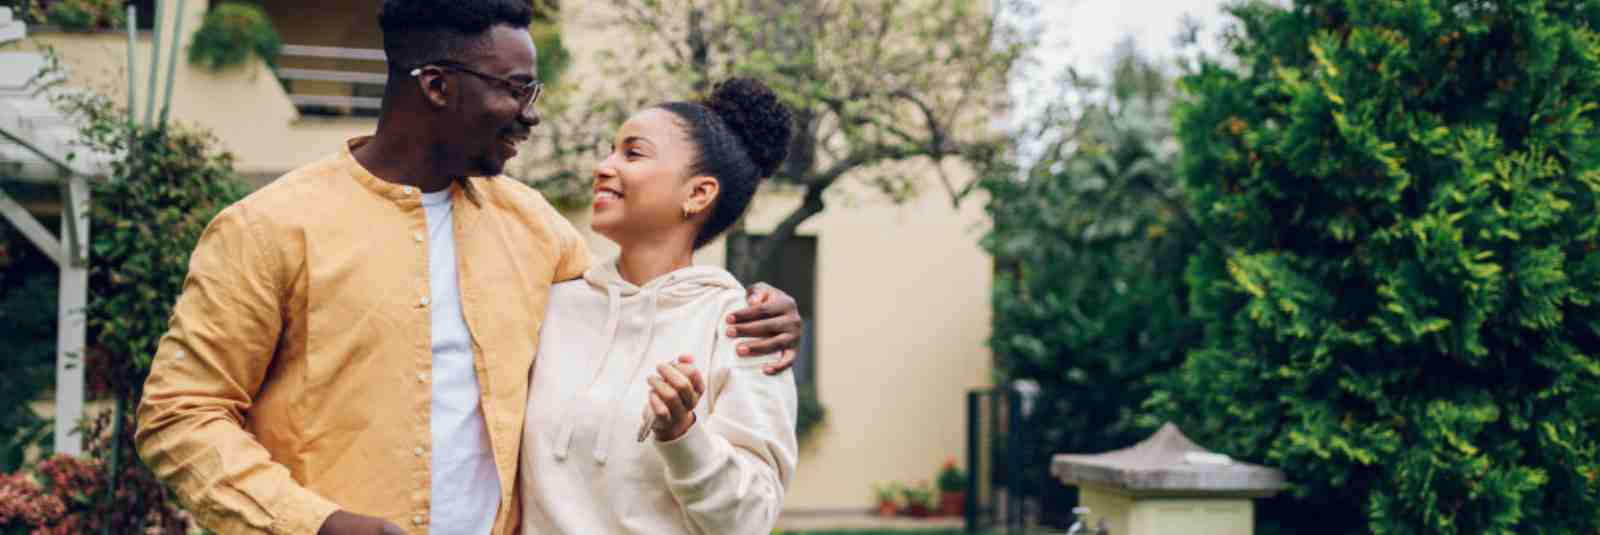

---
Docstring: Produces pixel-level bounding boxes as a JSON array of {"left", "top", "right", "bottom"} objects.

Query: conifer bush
[{"left": 1153, "top": 1, "right": 1600, "bottom": 532}]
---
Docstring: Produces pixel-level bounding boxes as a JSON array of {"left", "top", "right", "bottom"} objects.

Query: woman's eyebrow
[{"left": 624, "top": 135, "right": 654, "bottom": 149}]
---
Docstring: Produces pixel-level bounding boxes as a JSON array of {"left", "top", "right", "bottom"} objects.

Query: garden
[{"left": 2, "top": 0, "right": 1599, "bottom": 533}]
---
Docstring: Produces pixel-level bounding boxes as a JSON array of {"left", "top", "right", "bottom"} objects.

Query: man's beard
[{"left": 472, "top": 152, "right": 506, "bottom": 177}]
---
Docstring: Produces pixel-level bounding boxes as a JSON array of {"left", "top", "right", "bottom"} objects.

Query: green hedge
[{"left": 1154, "top": 1, "right": 1600, "bottom": 533}]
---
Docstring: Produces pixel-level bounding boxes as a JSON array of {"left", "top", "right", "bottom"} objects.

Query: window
[{"left": 738, "top": 234, "right": 816, "bottom": 385}]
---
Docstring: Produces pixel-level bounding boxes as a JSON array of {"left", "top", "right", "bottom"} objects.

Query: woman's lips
[{"left": 593, "top": 188, "right": 622, "bottom": 208}]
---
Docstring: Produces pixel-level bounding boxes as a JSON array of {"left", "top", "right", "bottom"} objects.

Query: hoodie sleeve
[{"left": 652, "top": 293, "right": 799, "bottom": 535}]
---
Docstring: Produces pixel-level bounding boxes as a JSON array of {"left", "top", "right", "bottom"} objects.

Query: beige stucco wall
[
  {"left": 759, "top": 179, "right": 994, "bottom": 512},
  {"left": 26, "top": 1, "right": 376, "bottom": 176}
]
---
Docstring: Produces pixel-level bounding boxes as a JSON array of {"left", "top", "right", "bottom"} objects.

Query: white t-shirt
[{"left": 422, "top": 188, "right": 499, "bottom": 534}]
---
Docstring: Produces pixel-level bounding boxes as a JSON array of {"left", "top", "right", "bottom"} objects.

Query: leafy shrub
[
  {"left": 39, "top": 0, "right": 123, "bottom": 31},
  {"left": 187, "top": 2, "right": 282, "bottom": 70}
]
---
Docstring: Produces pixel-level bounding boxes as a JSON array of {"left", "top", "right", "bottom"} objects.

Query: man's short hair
[{"left": 378, "top": 0, "right": 536, "bottom": 73}]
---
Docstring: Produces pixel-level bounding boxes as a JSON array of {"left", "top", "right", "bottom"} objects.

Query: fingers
[
  {"left": 727, "top": 311, "right": 798, "bottom": 339},
  {"left": 746, "top": 282, "right": 776, "bottom": 305},
  {"left": 686, "top": 363, "right": 706, "bottom": 395},
  {"left": 667, "top": 357, "right": 706, "bottom": 396},
  {"left": 656, "top": 362, "right": 701, "bottom": 410},
  {"left": 647, "top": 375, "right": 689, "bottom": 420},
  {"left": 648, "top": 392, "right": 673, "bottom": 430},
  {"left": 764, "top": 348, "right": 798, "bottom": 375},
  {"left": 738, "top": 330, "right": 799, "bottom": 357},
  {"left": 729, "top": 283, "right": 797, "bottom": 325},
  {"left": 726, "top": 300, "right": 786, "bottom": 327}
]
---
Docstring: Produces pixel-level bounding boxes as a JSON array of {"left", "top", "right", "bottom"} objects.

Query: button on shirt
[
  {"left": 135, "top": 137, "right": 590, "bottom": 535},
  {"left": 421, "top": 188, "right": 499, "bottom": 535}
]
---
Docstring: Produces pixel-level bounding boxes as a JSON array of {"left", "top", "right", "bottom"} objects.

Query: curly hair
[
  {"left": 378, "top": 0, "right": 537, "bottom": 73},
  {"left": 656, "top": 78, "right": 795, "bottom": 249}
]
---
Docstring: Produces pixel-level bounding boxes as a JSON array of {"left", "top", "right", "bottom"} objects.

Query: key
[{"left": 636, "top": 407, "right": 655, "bottom": 443}]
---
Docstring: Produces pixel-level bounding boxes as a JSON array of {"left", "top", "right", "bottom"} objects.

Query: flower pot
[
  {"left": 877, "top": 501, "right": 898, "bottom": 517},
  {"left": 940, "top": 491, "right": 965, "bottom": 516},
  {"left": 905, "top": 503, "right": 932, "bottom": 518}
]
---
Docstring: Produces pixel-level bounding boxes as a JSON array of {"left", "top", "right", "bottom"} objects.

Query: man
[{"left": 134, "top": 1, "right": 804, "bottom": 534}]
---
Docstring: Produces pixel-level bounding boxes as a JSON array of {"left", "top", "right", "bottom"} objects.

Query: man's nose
[{"left": 519, "top": 104, "right": 541, "bottom": 127}]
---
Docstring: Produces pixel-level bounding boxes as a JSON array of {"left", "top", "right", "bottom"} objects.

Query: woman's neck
[{"left": 616, "top": 238, "right": 696, "bottom": 287}]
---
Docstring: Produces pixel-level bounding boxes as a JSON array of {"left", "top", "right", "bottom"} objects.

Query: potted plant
[
  {"left": 900, "top": 480, "right": 935, "bottom": 518},
  {"left": 40, "top": 0, "right": 124, "bottom": 32},
  {"left": 871, "top": 481, "right": 901, "bottom": 517},
  {"left": 937, "top": 458, "right": 967, "bottom": 517},
  {"left": 188, "top": 2, "right": 283, "bottom": 71}
]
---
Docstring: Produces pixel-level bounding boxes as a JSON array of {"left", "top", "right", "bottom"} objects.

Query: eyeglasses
[{"left": 409, "top": 60, "right": 544, "bottom": 111}]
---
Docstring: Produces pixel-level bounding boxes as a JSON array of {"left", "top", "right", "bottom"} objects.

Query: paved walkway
[{"left": 777, "top": 511, "right": 965, "bottom": 531}]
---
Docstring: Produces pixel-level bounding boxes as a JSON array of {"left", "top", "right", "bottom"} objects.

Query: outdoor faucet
[{"left": 1065, "top": 506, "right": 1109, "bottom": 535}]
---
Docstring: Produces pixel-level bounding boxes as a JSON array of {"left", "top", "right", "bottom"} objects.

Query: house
[{"left": 6, "top": 0, "right": 993, "bottom": 514}]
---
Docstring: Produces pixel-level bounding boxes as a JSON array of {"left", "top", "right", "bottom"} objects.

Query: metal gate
[{"left": 965, "top": 386, "right": 1075, "bottom": 534}]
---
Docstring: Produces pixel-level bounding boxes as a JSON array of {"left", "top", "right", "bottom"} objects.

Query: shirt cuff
[
  {"left": 654, "top": 419, "right": 722, "bottom": 480},
  {"left": 271, "top": 487, "right": 342, "bottom": 535}
]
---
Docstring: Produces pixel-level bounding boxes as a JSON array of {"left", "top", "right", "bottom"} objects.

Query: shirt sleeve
[
  {"left": 135, "top": 204, "right": 341, "bottom": 535},
  {"left": 652, "top": 292, "right": 800, "bottom": 535},
  {"left": 529, "top": 191, "right": 591, "bottom": 281}
]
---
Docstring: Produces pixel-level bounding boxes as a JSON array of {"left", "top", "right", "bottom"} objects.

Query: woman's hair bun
[{"left": 703, "top": 77, "right": 794, "bottom": 177}]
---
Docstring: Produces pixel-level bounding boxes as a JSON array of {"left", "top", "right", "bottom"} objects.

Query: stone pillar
[{"left": 1051, "top": 423, "right": 1286, "bottom": 535}]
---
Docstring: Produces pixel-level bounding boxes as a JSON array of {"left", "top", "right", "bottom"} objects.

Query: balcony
[
  {"left": 278, "top": 44, "right": 386, "bottom": 116},
  {"left": 7, "top": 0, "right": 389, "bottom": 176}
]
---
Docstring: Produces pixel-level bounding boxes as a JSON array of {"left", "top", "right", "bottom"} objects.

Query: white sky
[
  {"left": 1033, "top": 0, "right": 1233, "bottom": 72},
  {"left": 1008, "top": 0, "right": 1236, "bottom": 127}
]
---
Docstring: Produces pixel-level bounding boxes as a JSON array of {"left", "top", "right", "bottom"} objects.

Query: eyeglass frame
[{"left": 407, "top": 60, "right": 544, "bottom": 111}]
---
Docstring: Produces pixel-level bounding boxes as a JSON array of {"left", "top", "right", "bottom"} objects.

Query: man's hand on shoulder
[
  {"left": 318, "top": 511, "right": 408, "bottom": 535},
  {"left": 726, "top": 282, "right": 804, "bottom": 375}
]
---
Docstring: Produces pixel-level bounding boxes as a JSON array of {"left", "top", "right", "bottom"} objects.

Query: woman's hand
[{"left": 646, "top": 355, "right": 707, "bottom": 442}]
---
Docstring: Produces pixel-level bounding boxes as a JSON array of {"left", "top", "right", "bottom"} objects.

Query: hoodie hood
[
  {"left": 552, "top": 259, "right": 741, "bottom": 464},
  {"left": 581, "top": 260, "right": 742, "bottom": 304}
]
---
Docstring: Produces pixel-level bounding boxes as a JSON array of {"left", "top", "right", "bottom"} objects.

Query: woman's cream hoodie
[{"left": 520, "top": 259, "right": 799, "bottom": 534}]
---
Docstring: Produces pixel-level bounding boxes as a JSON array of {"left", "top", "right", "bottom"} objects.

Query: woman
[{"left": 520, "top": 78, "right": 799, "bottom": 534}]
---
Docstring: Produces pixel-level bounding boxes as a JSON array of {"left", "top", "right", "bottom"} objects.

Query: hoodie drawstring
[
  {"left": 592, "top": 285, "right": 662, "bottom": 464},
  {"left": 553, "top": 283, "right": 625, "bottom": 461}
]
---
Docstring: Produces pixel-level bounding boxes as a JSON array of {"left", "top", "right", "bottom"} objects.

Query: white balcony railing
[{"left": 277, "top": 44, "right": 387, "bottom": 115}]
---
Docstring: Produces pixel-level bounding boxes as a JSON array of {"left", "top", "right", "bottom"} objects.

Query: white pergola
[{"left": 1, "top": 7, "right": 112, "bottom": 457}]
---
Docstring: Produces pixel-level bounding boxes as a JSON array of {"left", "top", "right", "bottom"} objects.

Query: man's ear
[
  {"left": 410, "top": 67, "right": 452, "bottom": 108},
  {"left": 684, "top": 175, "right": 720, "bottom": 216}
]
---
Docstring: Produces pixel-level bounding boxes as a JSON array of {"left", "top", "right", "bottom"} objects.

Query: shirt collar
[
  {"left": 342, "top": 136, "right": 424, "bottom": 207},
  {"left": 340, "top": 137, "right": 488, "bottom": 224}
]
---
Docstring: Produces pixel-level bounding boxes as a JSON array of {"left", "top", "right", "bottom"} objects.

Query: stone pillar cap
[{"left": 1051, "top": 422, "right": 1287, "bottom": 498}]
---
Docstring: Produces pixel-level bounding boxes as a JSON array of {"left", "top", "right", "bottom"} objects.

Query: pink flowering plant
[
  {"left": 0, "top": 454, "right": 101, "bottom": 535},
  {"left": 0, "top": 413, "right": 190, "bottom": 534}
]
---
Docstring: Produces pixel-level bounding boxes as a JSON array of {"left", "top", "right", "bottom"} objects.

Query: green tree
[
  {"left": 1153, "top": 1, "right": 1600, "bottom": 533},
  {"left": 0, "top": 229, "right": 56, "bottom": 472},
  {"left": 523, "top": 0, "right": 1030, "bottom": 283},
  {"left": 984, "top": 41, "right": 1200, "bottom": 524}
]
